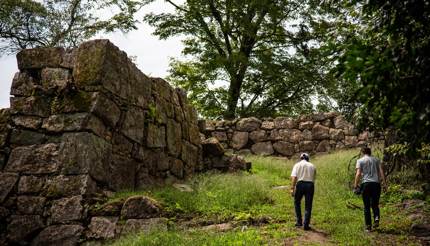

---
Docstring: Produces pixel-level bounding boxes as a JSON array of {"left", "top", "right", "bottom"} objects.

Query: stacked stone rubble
[
  {"left": 0, "top": 40, "right": 201, "bottom": 245},
  {"left": 200, "top": 113, "right": 373, "bottom": 157}
]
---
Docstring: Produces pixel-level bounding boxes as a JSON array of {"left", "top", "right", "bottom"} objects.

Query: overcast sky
[{"left": 0, "top": 1, "right": 184, "bottom": 109}]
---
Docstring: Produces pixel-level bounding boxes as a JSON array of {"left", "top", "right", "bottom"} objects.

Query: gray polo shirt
[{"left": 356, "top": 155, "right": 380, "bottom": 183}]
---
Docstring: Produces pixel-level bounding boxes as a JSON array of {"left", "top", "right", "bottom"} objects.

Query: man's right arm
[{"left": 354, "top": 161, "right": 361, "bottom": 188}]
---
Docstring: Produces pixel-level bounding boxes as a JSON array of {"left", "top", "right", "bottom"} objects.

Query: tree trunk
[{"left": 224, "top": 77, "right": 241, "bottom": 119}]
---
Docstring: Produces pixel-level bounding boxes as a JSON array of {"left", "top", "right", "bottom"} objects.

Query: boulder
[
  {"left": 311, "top": 124, "right": 330, "bottom": 140},
  {"left": 236, "top": 117, "right": 261, "bottom": 132},
  {"left": 274, "top": 117, "right": 296, "bottom": 129},
  {"left": 181, "top": 141, "right": 199, "bottom": 169},
  {"left": 329, "top": 128, "right": 344, "bottom": 141},
  {"left": 89, "top": 200, "right": 123, "bottom": 217},
  {"left": 358, "top": 131, "right": 369, "bottom": 141},
  {"left": 299, "top": 121, "right": 314, "bottom": 130},
  {"left": 302, "top": 129, "right": 312, "bottom": 141},
  {"left": 86, "top": 217, "right": 118, "bottom": 240},
  {"left": 333, "top": 115, "right": 350, "bottom": 129},
  {"left": 228, "top": 155, "right": 251, "bottom": 172},
  {"left": 121, "top": 196, "right": 161, "bottom": 219},
  {"left": 345, "top": 136, "right": 358, "bottom": 147},
  {"left": 249, "top": 130, "right": 267, "bottom": 143},
  {"left": 288, "top": 129, "right": 303, "bottom": 143},
  {"left": 316, "top": 140, "right": 330, "bottom": 152},
  {"left": 10, "top": 96, "right": 51, "bottom": 117},
  {"left": 211, "top": 131, "right": 228, "bottom": 142},
  {"left": 9, "top": 129, "right": 46, "bottom": 146},
  {"left": 273, "top": 141, "right": 295, "bottom": 156},
  {"left": 202, "top": 137, "right": 225, "bottom": 157},
  {"left": 231, "top": 131, "right": 249, "bottom": 150},
  {"left": 261, "top": 121, "right": 274, "bottom": 130},
  {"left": 44, "top": 175, "right": 97, "bottom": 198},
  {"left": 32, "top": 224, "right": 84, "bottom": 246},
  {"left": 251, "top": 142, "right": 274, "bottom": 156},
  {"left": 170, "top": 159, "right": 184, "bottom": 179},
  {"left": 299, "top": 141, "right": 315, "bottom": 152}
]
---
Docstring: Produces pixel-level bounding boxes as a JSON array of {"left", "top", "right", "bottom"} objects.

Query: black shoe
[
  {"left": 365, "top": 226, "right": 371, "bottom": 232},
  {"left": 304, "top": 225, "right": 311, "bottom": 231},
  {"left": 295, "top": 223, "right": 303, "bottom": 227},
  {"left": 374, "top": 219, "right": 379, "bottom": 228}
]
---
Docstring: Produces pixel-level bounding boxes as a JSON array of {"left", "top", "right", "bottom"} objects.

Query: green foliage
[
  {"left": 0, "top": 0, "right": 140, "bottom": 55},
  {"left": 144, "top": 0, "right": 336, "bottom": 118}
]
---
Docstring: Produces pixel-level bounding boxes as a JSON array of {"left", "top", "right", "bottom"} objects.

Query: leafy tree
[
  {"left": 144, "top": 0, "right": 335, "bottom": 119},
  {"left": 0, "top": 0, "right": 140, "bottom": 55},
  {"left": 324, "top": 0, "right": 430, "bottom": 178}
]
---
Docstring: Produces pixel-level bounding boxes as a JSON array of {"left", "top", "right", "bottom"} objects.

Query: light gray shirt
[{"left": 356, "top": 155, "right": 380, "bottom": 183}]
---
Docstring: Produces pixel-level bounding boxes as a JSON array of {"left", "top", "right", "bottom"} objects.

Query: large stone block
[
  {"left": 86, "top": 216, "right": 118, "bottom": 240},
  {"left": 44, "top": 175, "right": 97, "bottom": 198},
  {"left": 17, "top": 176, "right": 45, "bottom": 194},
  {"left": 49, "top": 196, "right": 83, "bottom": 223},
  {"left": 333, "top": 115, "right": 350, "bottom": 129},
  {"left": 251, "top": 142, "right": 274, "bottom": 156},
  {"left": 109, "top": 154, "right": 137, "bottom": 191},
  {"left": 181, "top": 141, "right": 198, "bottom": 169},
  {"left": 231, "top": 131, "right": 248, "bottom": 150},
  {"left": 287, "top": 129, "right": 303, "bottom": 143},
  {"left": 147, "top": 124, "right": 166, "bottom": 148},
  {"left": 32, "top": 224, "right": 84, "bottom": 246},
  {"left": 345, "top": 136, "right": 358, "bottom": 147},
  {"left": 17, "top": 47, "right": 64, "bottom": 70},
  {"left": 170, "top": 159, "right": 184, "bottom": 178},
  {"left": 10, "top": 72, "right": 38, "bottom": 96},
  {"left": 90, "top": 92, "right": 121, "bottom": 128},
  {"left": 7, "top": 215, "right": 44, "bottom": 243},
  {"left": 312, "top": 124, "right": 330, "bottom": 140},
  {"left": 122, "top": 107, "right": 145, "bottom": 143},
  {"left": 59, "top": 133, "right": 111, "bottom": 183},
  {"left": 17, "top": 196, "right": 46, "bottom": 215},
  {"left": 10, "top": 129, "right": 46, "bottom": 145},
  {"left": 0, "top": 172, "right": 19, "bottom": 203},
  {"left": 12, "top": 115, "right": 42, "bottom": 129},
  {"left": 202, "top": 137, "right": 225, "bottom": 157},
  {"left": 42, "top": 113, "right": 88, "bottom": 132},
  {"left": 73, "top": 39, "right": 112, "bottom": 87},
  {"left": 6, "top": 143, "right": 60, "bottom": 174},
  {"left": 40, "top": 68, "right": 71, "bottom": 92},
  {"left": 121, "top": 196, "right": 161, "bottom": 219},
  {"left": 189, "top": 124, "right": 201, "bottom": 146},
  {"left": 10, "top": 96, "right": 51, "bottom": 117},
  {"left": 166, "top": 119, "right": 182, "bottom": 157},
  {"left": 273, "top": 141, "right": 295, "bottom": 156}
]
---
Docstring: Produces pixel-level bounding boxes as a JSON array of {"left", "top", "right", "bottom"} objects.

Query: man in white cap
[{"left": 290, "top": 153, "right": 316, "bottom": 230}]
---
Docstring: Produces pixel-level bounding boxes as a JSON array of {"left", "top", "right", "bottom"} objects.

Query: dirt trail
[{"left": 284, "top": 229, "right": 334, "bottom": 246}]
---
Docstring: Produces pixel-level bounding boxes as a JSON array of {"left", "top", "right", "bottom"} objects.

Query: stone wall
[
  {"left": 199, "top": 113, "right": 371, "bottom": 157},
  {"left": 0, "top": 40, "right": 203, "bottom": 245}
]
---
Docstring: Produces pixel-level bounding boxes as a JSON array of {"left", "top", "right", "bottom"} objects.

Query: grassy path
[{"left": 108, "top": 149, "right": 421, "bottom": 245}]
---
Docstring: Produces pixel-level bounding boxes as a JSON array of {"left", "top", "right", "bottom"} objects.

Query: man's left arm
[{"left": 291, "top": 176, "right": 298, "bottom": 196}]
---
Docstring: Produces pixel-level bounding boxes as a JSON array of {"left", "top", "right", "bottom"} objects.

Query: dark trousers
[
  {"left": 361, "top": 182, "right": 381, "bottom": 228},
  {"left": 294, "top": 181, "right": 314, "bottom": 226}
]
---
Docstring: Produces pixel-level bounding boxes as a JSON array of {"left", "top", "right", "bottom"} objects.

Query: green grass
[{"left": 108, "top": 149, "right": 422, "bottom": 246}]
